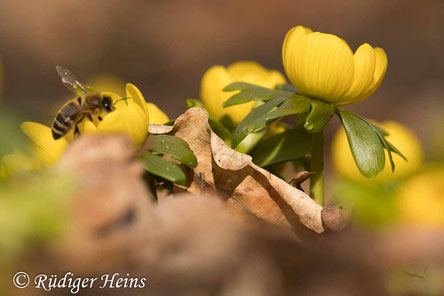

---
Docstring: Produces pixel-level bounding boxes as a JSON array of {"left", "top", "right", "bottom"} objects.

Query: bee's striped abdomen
[{"left": 51, "top": 98, "right": 81, "bottom": 140}]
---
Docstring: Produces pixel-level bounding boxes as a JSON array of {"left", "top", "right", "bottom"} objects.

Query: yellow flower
[
  {"left": 21, "top": 122, "right": 68, "bottom": 166},
  {"left": 282, "top": 26, "right": 388, "bottom": 105},
  {"left": 332, "top": 121, "right": 423, "bottom": 183},
  {"left": 86, "top": 75, "right": 169, "bottom": 125},
  {"left": 397, "top": 167, "right": 444, "bottom": 227},
  {"left": 78, "top": 83, "right": 150, "bottom": 147},
  {"left": 1, "top": 122, "right": 67, "bottom": 175},
  {"left": 201, "top": 61, "right": 286, "bottom": 124}
]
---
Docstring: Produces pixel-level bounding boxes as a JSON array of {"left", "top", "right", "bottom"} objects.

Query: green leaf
[
  {"left": 337, "top": 108, "right": 385, "bottom": 178},
  {"left": 274, "top": 83, "right": 298, "bottom": 92},
  {"left": 139, "top": 152, "right": 187, "bottom": 185},
  {"left": 186, "top": 99, "right": 205, "bottom": 109},
  {"left": 358, "top": 117, "right": 407, "bottom": 172},
  {"left": 223, "top": 89, "right": 291, "bottom": 107},
  {"left": 209, "top": 118, "right": 232, "bottom": 141},
  {"left": 219, "top": 115, "right": 236, "bottom": 131},
  {"left": 304, "top": 100, "right": 335, "bottom": 133},
  {"left": 251, "top": 129, "right": 312, "bottom": 167},
  {"left": 147, "top": 135, "right": 197, "bottom": 168},
  {"left": 232, "top": 96, "right": 287, "bottom": 148},
  {"left": 223, "top": 82, "right": 268, "bottom": 92},
  {"left": 267, "top": 95, "right": 311, "bottom": 120}
]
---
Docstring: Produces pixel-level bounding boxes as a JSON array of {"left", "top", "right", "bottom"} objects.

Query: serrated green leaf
[
  {"left": 304, "top": 100, "right": 335, "bottom": 133},
  {"left": 358, "top": 117, "right": 407, "bottom": 172},
  {"left": 251, "top": 129, "right": 312, "bottom": 167},
  {"left": 186, "top": 99, "right": 205, "bottom": 109},
  {"left": 147, "top": 135, "right": 197, "bottom": 168},
  {"left": 223, "top": 89, "right": 292, "bottom": 107},
  {"left": 338, "top": 108, "right": 385, "bottom": 178},
  {"left": 232, "top": 96, "right": 287, "bottom": 148},
  {"left": 139, "top": 152, "right": 187, "bottom": 185},
  {"left": 374, "top": 126, "right": 389, "bottom": 136},
  {"left": 267, "top": 95, "right": 311, "bottom": 120},
  {"left": 223, "top": 82, "right": 268, "bottom": 92}
]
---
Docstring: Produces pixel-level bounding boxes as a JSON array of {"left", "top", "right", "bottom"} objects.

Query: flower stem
[{"left": 310, "top": 131, "right": 324, "bottom": 206}]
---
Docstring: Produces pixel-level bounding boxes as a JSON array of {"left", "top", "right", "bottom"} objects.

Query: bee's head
[{"left": 102, "top": 95, "right": 114, "bottom": 112}]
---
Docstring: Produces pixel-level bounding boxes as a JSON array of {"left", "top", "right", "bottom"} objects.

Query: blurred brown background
[{"left": 0, "top": 0, "right": 442, "bottom": 153}]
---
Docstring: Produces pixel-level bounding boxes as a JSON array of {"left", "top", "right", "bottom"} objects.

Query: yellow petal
[
  {"left": 77, "top": 119, "right": 98, "bottom": 135},
  {"left": 201, "top": 62, "right": 286, "bottom": 124},
  {"left": 227, "top": 61, "right": 268, "bottom": 81},
  {"left": 339, "top": 43, "right": 376, "bottom": 104},
  {"left": 264, "top": 70, "right": 287, "bottom": 89},
  {"left": 125, "top": 83, "right": 150, "bottom": 127},
  {"left": 282, "top": 26, "right": 312, "bottom": 89},
  {"left": 354, "top": 47, "right": 388, "bottom": 103},
  {"left": 20, "top": 122, "right": 67, "bottom": 165},
  {"left": 287, "top": 29, "right": 355, "bottom": 103},
  {"left": 201, "top": 65, "right": 251, "bottom": 123},
  {"left": 147, "top": 103, "right": 169, "bottom": 124},
  {"left": 98, "top": 103, "right": 148, "bottom": 147},
  {"left": 2, "top": 152, "right": 40, "bottom": 173}
]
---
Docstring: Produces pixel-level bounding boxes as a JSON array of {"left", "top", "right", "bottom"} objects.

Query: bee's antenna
[{"left": 113, "top": 97, "right": 133, "bottom": 106}]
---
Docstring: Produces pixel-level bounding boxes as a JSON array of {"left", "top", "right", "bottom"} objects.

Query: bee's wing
[{"left": 56, "top": 65, "right": 100, "bottom": 97}]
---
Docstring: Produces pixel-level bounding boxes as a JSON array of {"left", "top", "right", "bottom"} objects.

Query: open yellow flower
[
  {"left": 87, "top": 75, "right": 169, "bottom": 125},
  {"left": 78, "top": 83, "right": 150, "bottom": 147},
  {"left": 332, "top": 121, "right": 423, "bottom": 183},
  {"left": 283, "top": 26, "right": 388, "bottom": 105},
  {"left": 397, "top": 167, "right": 444, "bottom": 227},
  {"left": 201, "top": 61, "right": 286, "bottom": 124}
]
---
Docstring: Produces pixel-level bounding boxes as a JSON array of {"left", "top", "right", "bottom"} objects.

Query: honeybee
[{"left": 51, "top": 66, "right": 115, "bottom": 140}]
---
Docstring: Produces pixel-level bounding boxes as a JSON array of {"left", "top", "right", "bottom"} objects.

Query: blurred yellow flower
[
  {"left": 87, "top": 74, "right": 126, "bottom": 97},
  {"left": 332, "top": 121, "right": 423, "bottom": 183},
  {"left": 397, "top": 167, "right": 444, "bottom": 227},
  {"left": 1, "top": 152, "right": 40, "bottom": 174},
  {"left": 21, "top": 122, "right": 68, "bottom": 166},
  {"left": 201, "top": 61, "right": 286, "bottom": 124},
  {"left": 78, "top": 84, "right": 150, "bottom": 147},
  {"left": 1, "top": 122, "right": 67, "bottom": 174},
  {"left": 282, "top": 26, "right": 388, "bottom": 105}
]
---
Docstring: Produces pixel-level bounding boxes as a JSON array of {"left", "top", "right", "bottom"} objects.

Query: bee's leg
[
  {"left": 74, "top": 124, "right": 80, "bottom": 138},
  {"left": 87, "top": 113, "right": 93, "bottom": 121},
  {"left": 74, "top": 114, "right": 86, "bottom": 138}
]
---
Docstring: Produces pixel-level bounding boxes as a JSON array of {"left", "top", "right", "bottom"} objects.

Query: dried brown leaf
[{"left": 150, "top": 108, "right": 325, "bottom": 234}]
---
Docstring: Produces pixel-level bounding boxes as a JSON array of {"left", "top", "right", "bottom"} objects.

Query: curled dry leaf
[{"left": 150, "top": 108, "right": 325, "bottom": 234}]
